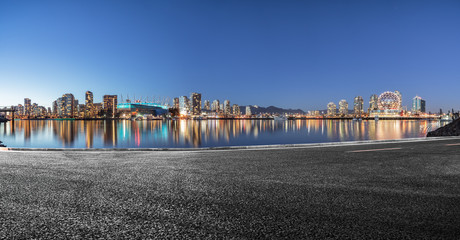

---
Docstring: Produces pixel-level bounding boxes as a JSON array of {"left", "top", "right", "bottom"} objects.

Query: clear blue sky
[{"left": 0, "top": 0, "right": 459, "bottom": 112}]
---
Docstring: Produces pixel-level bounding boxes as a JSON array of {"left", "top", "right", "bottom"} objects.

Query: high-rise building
[
  {"left": 203, "top": 100, "right": 210, "bottom": 111},
  {"left": 85, "top": 91, "right": 93, "bottom": 105},
  {"left": 246, "top": 106, "right": 252, "bottom": 116},
  {"left": 52, "top": 101, "right": 57, "bottom": 115},
  {"left": 103, "top": 95, "right": 118, "bottom": 118},
  {"left": 412, "top": 96, "right": 426, "bottom": 113},
  {"left": 24, "top": 98, "right": 31, "bottom": 116},
  {"left": 190, "top": 92, "right": 201, "bottom": 115},
  {"left": 327, "top": 102, "right": 337, "bottom": 116},
  {"left": 61, "top": 93, "right": 75, "bottom": 117},
  {"left": 369, "top": 94, "right": 378, "bottom": 112},
  {"left": 224, "top": 100, "right": 231, "bottom": 115},
  {"left": 17, "top": 104, "right": 24, "bottom": 116},
  {"left": 211, "top": 100, "right": 220, "bottom": 112},
  {"left": 353, "top": 96, "right": 364, "bottom": 115},
  {"left": 338, "top": 100, "right": 348, "bottom": 115},
  {"left": 232, "top": 104, "right": 240, "bottom": 116},
  {"left": 173, "top": 97, "right": 180, "bottom": 109},
  {"left": 179, "top": 96, "right": 189, "bottom": 115},
  {"left": 394, "top": 90, "right": 402, "bottom": 110}
]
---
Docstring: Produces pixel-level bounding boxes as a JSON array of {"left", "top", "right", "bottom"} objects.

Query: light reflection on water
[{"left": 0, "top": 119, "right": 447, "bottom": 148}]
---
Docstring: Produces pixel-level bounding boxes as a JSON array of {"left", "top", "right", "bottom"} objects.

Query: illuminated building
[
  {"left": 395, "top": 90, "right": 402, "bottom": 110},
  {"left": 369, "top": 94, "right": 378, "bottom": 113},
  {"left": 173, "top": 97, "right": 179, "bottom": 109},
  {"left": 85, "top": 91, "right": 93, "bottom": 105},
  {"left": 327, "top": 102, "right": 337, "bottom": 116},
  {"left": 232, "top": 104, "right": 240, "bottom": 116},
  {"left": 179, "top": 96, "right": 190, "bottom": 115},
  {"left": 190, "top": 92, "right": 201, "bottom": 115},
  {"left": 117, "top": 102, "right": 168, "bottom": 117},
  {"left": 17, "top": 104, "right": 24, "bottom": 116},
  {"left": 224, "top": 100, "right": 231, "bottom": 115},
  {"left": 338, "top": 100, "right": 348, "bottom": 115},
  {"left": 246, "top": 106, "right": 252, "bottom": 116},
  {"left": 24, "top": 98, "right": 31, "bottom": 116},
  {"left": 412, "top": 96, "right": 426, "bottom": 113},
  {"left": 211, "top": 100, "right": 220, "bottom": 112},
  {"left": 62, "top": 93, "right": 75, "bottom": 118},
  {"left": 203, "top": 100, "right": 210, "bottom": 111},
  {"left": 353, "top": 96, "right": 363, "bottom": 115},
  {"left": 52, "top": 101, "right": 57, "bottom": 115},
  {"left": 370, "top": 91, "right": 402, "bottom": 117},
  {"left": 103, "top": 95, "right": 118, "bottom": 118},
  {"left": 85, "top": 91, "right": 94, "bottom": 118}
]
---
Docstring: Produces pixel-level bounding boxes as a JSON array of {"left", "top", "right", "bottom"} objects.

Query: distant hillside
[{"left": 241, "top": 105, "right": 305, "bottom": 115}]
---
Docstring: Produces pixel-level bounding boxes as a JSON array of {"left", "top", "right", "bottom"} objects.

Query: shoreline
[{"left": 2, "top": 136, "right": 459, "bottom": 152}]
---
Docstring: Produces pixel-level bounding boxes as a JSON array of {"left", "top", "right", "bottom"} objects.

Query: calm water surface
[{"left": 0, "top": 119, "right": 447, "bottom": 148}]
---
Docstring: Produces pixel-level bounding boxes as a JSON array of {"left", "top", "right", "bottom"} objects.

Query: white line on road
[
  {"left": 347, "top": 147, "right": 402, "bottom": 153},
  {"left": 446, "top": 143, "right": 460, "bottom": 146}
]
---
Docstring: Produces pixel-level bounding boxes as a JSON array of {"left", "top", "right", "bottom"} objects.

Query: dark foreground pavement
[{"left": 1, "top": 138, "right": 460, "bottom": 239}]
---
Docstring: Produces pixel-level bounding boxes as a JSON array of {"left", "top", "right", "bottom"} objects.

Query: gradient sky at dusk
[{"left": 1, "top": 0, "right": 459, "bottom": 112}]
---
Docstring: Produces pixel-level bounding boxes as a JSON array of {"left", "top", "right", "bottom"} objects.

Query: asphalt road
[{"left": 1, "top": 138, "right": 460, "bottom": 239}]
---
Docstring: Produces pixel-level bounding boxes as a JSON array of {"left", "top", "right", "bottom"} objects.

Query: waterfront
[{"left": 0, "top": 119, "right": 448, "bottom": 148}]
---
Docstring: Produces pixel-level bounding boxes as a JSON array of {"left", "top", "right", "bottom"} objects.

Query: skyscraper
[
  {"left": 232, "top": 104, "right": 240, "bottom": 116},
  {"left": 24, "top": 98, "right": 31, "bottom": 116},
  {"left": 103, "top": 95, "right": 118, "bottom": 118},
  {"left": 369, "top": 94, "right": 378, "bottom": 113},
  {"left": 246, "top": 106, "right": 252, "bottom": 116},
  {"left": 203, "top": 100, "right": 210, "bottom": 111},
  {"left": 353, "top": 96, "right": 364, "bottom": 115},
  {"left": 327, "top": 102, "right": 337, "bottom": 116},
  {"left": 173, "top": 97, "right": 179, "bottom": 109},
  {"left": 62, "top": 93, "right": 75, "bottom": 118},
  {"left": 211, "top": 100, "right": 220, "bottom": 112},
  {"left": 179, "top": 96, "right": 189, "bottom": 115},
  {"left": 85, "top": 91, "right": 94, "bottom": 118},
  {"left": 190, "top": 92, "right": 201, "bottom": 115},
  {"left": 412, "top": 96, "right": 426, "bottom": 113},
  {"left": 338, "top": 99, "right": 348, "bottom": 115},
  {"left": 224, "top": 100, "right": 231, "bottom": 115},
  {"left": 85, "top": 91, "right": 93, "bottom": 105}
]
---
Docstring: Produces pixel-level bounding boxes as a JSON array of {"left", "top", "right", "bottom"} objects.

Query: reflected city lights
[{"left": 0, "top": 119, "right": 449, "bottom": 148}]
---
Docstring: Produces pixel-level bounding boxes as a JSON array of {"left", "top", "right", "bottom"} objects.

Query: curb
[{"left": 1, "top": 136, "right": 459, "bottom": 152}]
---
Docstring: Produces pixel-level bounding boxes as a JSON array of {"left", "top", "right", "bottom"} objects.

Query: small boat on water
[
  {"left": 440, "top": 115, "right": 452, "bottom": 122},
  {"left": 374, "top": 116, "right": 379, "bottom": 121}
]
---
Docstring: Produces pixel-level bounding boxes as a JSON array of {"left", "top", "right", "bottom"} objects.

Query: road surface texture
[{"left": 1, "top": 138, "right": 460, "bottom": 239}]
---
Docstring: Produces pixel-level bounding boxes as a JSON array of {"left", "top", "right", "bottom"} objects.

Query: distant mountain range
[{"left": 241, "top": 105, "right": 306, "bottom": 115}]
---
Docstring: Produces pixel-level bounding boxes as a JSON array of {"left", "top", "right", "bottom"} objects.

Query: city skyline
[{"left": 1, "top": 1, "right": 460, "bottom": 112}]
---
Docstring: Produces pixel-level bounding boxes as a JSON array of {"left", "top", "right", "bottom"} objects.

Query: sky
[{"left": 0, "top": 0, "right": 459, "bottom": 112}]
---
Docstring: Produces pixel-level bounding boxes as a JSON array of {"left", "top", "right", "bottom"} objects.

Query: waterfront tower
[
  {"left": 327, "top": 102, "right": 337, "bottom": 116},
  {"left": 179, "top": 96, "right": 190, "bottom": 115},
  {"left": 246, "top": 106, "right": 252, "bottom": 116},
  {"left": 103, "top": 95, "right": 118, "bottom": 118},
  {"left": 338, "top": 100, "right": 348, "bottom": 115},
  {"left": 412, "top": 96, "right": 426, "bottom": 113},
  {"left": 232, "top": 104, "right": 240, "bottom": 116},
  {"left": 173, "top": 97, "right": 180, "bottom": 109},
  {"left": 224, "top": 100, "right": 231, "bottom": 115},
  {"left": 24, "top": 98, "right": 31, "bottom": 116},
  {"left": 203, "top": 100, "right": 210, "bottom": 111},
  {"left": 353, "top": 96, "right": 364, "bottom": 115},
  {"left": 190, "top": 92, "right": 202, "bottom": 115},
  {"left": 369, "top": 94, "right": 378, "bottom": 113}
]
